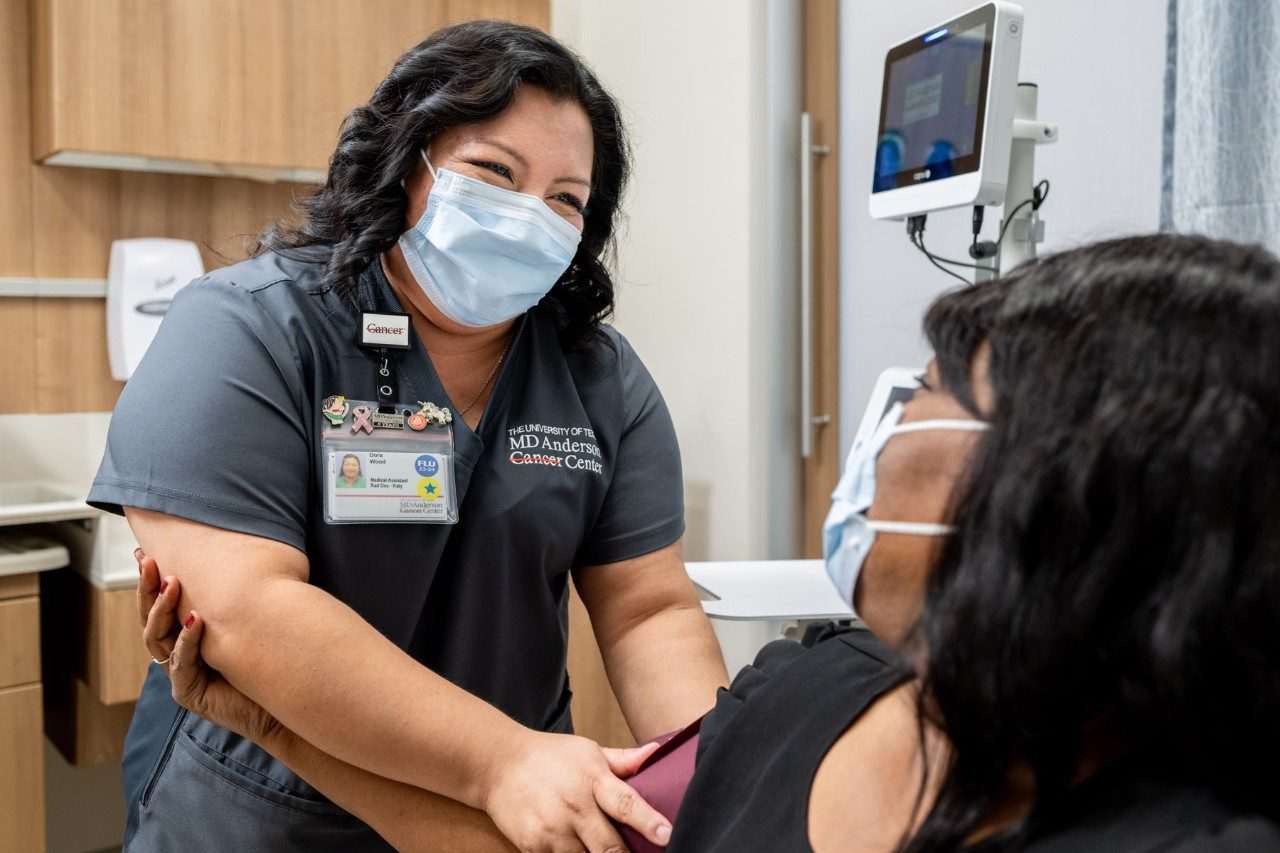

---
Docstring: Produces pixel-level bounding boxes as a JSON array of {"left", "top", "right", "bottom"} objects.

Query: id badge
[{"left": 319, "top": 397, "right": 459, "bottom": 524}]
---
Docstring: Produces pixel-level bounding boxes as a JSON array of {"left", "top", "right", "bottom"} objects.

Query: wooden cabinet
[
  {"left": 9, "top": 0, "right": 548, "bottom": 415},
  {"left": 288, "top": 1, "right": 451, "bottom": 169},
  {"left": 39, "top": 566, "right": 144, "bottom": 768},
  {"left": 0, "top": 576, "right": 42, "bottom": 697},
  {"left": 0, "top": 597, "right": 41, "bottom": 689},
  {"left": 44, "top": 677, "right": 135, "bottom": 767},
  {"left": 0, "top": 684, "right": 45, "bottom": 853},
  {"left": 32, "top": 0, "right": 549, "bottom": 176},
  {"left": 81, "top": 582, "right": 151, "bottom": 706},
  {"left": 568, "top": 582, "right": 634, "bottom": 748},
  {"left": 41, "top": 569, "right": 150, "bottom": 707},
  {"left": 0, "top": 573, "right": 45, "bottom": 853},
  {"left": 32, "top": 0, "right": 316, "bottom": 173}
]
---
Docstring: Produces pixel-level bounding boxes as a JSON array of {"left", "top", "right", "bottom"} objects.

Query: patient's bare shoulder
[{"left": 807, "top": 681, "right": 945, "bottom": 853}]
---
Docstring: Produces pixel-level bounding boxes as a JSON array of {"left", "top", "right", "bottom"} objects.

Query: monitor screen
[{"left": 872, "top": 5, "right": 996, "bottom": 194}]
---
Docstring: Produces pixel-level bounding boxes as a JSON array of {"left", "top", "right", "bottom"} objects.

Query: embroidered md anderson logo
[{"left": 507, "top": 423, "right": 604, "bottom": 474}]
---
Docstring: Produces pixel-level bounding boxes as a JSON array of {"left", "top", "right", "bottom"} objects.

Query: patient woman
[{"left": 138, "top": 233, "right": 1280, "bottom": 850}]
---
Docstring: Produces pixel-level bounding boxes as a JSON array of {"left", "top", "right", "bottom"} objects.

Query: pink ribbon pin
[{"left": 350, "top": 405, "right": 374, "bottom": 435}]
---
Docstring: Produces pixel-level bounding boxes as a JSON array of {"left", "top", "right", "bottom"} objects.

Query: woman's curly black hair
[
  {"left": 258, "top": 20, "right": 628, "bottom": 349},
  {"left": 905, "top": 234, "right": 1280, "bottom": 849},
  {"left": 922, "top": 272, "right": 1023, "bottom": 415}
]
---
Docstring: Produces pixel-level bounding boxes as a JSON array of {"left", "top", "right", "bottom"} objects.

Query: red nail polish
[
  {"left": 159, "top": 580, "right": 169, "bottom": 595},
  {"left": 184, "top": 613, "right": 195, "bottom": 629}
]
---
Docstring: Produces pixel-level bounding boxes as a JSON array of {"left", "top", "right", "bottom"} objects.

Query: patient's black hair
[
  {"left": 258, "top": 20, "right": 628, "bottom": 350},
  {"left": 908, "top": 234, "right": 1280, "bottom": 849},
  {"left": 923, "top": 274, "right": 1021, "bottom": 415}
]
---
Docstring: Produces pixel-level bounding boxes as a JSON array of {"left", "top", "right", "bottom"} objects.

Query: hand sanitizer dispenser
[{"left": 107, "top": 238, "right": 205, "bottom": 381}]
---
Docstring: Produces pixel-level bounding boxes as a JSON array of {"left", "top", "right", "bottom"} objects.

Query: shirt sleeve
[
  {"left": 575, "top": 335, "right": 685, "bottom": 566},
  {"left": 87, "top": 277, "right": 311, "bottom": 552}
]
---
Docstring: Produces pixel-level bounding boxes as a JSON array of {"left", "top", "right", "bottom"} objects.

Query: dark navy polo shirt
[{"left": 89, "top": 252, "right": 684, "bottom": 843}]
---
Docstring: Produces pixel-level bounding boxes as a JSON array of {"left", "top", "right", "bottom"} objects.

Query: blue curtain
[{"left": 1163, "top": 0, "right": 1280, "bottom": 254}]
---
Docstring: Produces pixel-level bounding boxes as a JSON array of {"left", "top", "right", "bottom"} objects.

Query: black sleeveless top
[
  {"left": 669, "top": 623, "right": 909, "bottom": 852},
  {"left": 668, "top": 624, "right": 1280, "bottom": 852}
]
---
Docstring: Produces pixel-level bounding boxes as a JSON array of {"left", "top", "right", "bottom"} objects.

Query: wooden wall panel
[
  {"left": 111, "top": 172, "right": 301, "bottom": 272},
  {"left": 447, "top": 0, "right": 550, "bottom": 30},
  {"left": 34, "top": 299, "right": 125, "bottom": 412},
  {"left": 0, "top": 299, "right": 38, "bottom": 412},
  {"left": 25, "top": 169, "right": 300, "bottom": 413},
  {"left": 30, "top": 166, "right": 123, "bottom": 279}
]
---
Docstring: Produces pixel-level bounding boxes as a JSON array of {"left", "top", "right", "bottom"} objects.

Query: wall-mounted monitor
[{"left": 868, "top": 2, "right": 1024, "bottom": 220}]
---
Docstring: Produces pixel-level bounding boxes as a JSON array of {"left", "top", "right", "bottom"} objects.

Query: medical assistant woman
[{"left": 87, "top": 20, "right": 727, "bottom": 852}]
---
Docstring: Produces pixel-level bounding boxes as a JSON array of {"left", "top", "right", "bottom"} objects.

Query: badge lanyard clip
[
  {"left": 359, "top": 312, "right": 411, "bottom": 412},
  {"left": 376, "top": 350, "right": 396, "bottom": 410}
]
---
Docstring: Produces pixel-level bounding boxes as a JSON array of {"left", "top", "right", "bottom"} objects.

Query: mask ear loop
[
  {"left": 890, "top": 419, "right": 991, "bottom": 436},
  {"left": 864, "top": 519, "right": 957, "bottom": 536},
  {"left": 403, "top": 149, "right": 436, "bottom": 191}
]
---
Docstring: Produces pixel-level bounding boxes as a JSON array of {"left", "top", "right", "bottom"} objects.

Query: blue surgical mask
[
  {"left": 399, "top": 151, "right": 583, "bottom": 327},
  {"left": 822, "top": 402, "right": 989, "bottom": 614}
]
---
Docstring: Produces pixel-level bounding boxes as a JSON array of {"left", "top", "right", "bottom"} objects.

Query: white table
[{"left": 685, "top": 559, "right": 854, "bottom": 622}]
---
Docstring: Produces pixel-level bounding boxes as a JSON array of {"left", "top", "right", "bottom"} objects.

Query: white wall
[
  {"left": 552, "top": 1, "right": 802, "bottom": 564},
  {"left": 552, "top": 0, "right": 802, "bottom": 671},
  {"left": 838, "top": 0, "right": 1168, "bottom": 454}
]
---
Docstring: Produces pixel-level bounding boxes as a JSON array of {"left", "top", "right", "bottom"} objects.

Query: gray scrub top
[{"left": 89, "top": 252, "right": 684, "bottom": 849}]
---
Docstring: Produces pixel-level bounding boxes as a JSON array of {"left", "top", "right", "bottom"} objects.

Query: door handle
[{"left": 800, "top": 112, "right": 831, "bottom": 459}]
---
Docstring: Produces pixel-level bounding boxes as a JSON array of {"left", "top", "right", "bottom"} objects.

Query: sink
[
  {"left": 0, "top": 480, "right": 98, "bottom": 526},
  {"left": 0, "top": 482, "right": 79, "bottom": 505}
]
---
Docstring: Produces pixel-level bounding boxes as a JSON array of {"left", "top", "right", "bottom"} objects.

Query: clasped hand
[{"left": 135, "top": 549, "right": 672, "bottom": 852}]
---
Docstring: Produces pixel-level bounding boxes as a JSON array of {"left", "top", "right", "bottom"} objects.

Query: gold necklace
[{"left": 458, "top": 333, "right": 512, "bottom": 417}]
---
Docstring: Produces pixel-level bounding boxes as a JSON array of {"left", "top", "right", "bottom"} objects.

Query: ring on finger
[{"left": 152, "top": 655, "right": 171, "bottom": 665}]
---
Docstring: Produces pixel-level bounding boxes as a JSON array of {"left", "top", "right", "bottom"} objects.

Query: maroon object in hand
[{"left": 614, "top": 717, "right": 703, "bottom": 852}]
